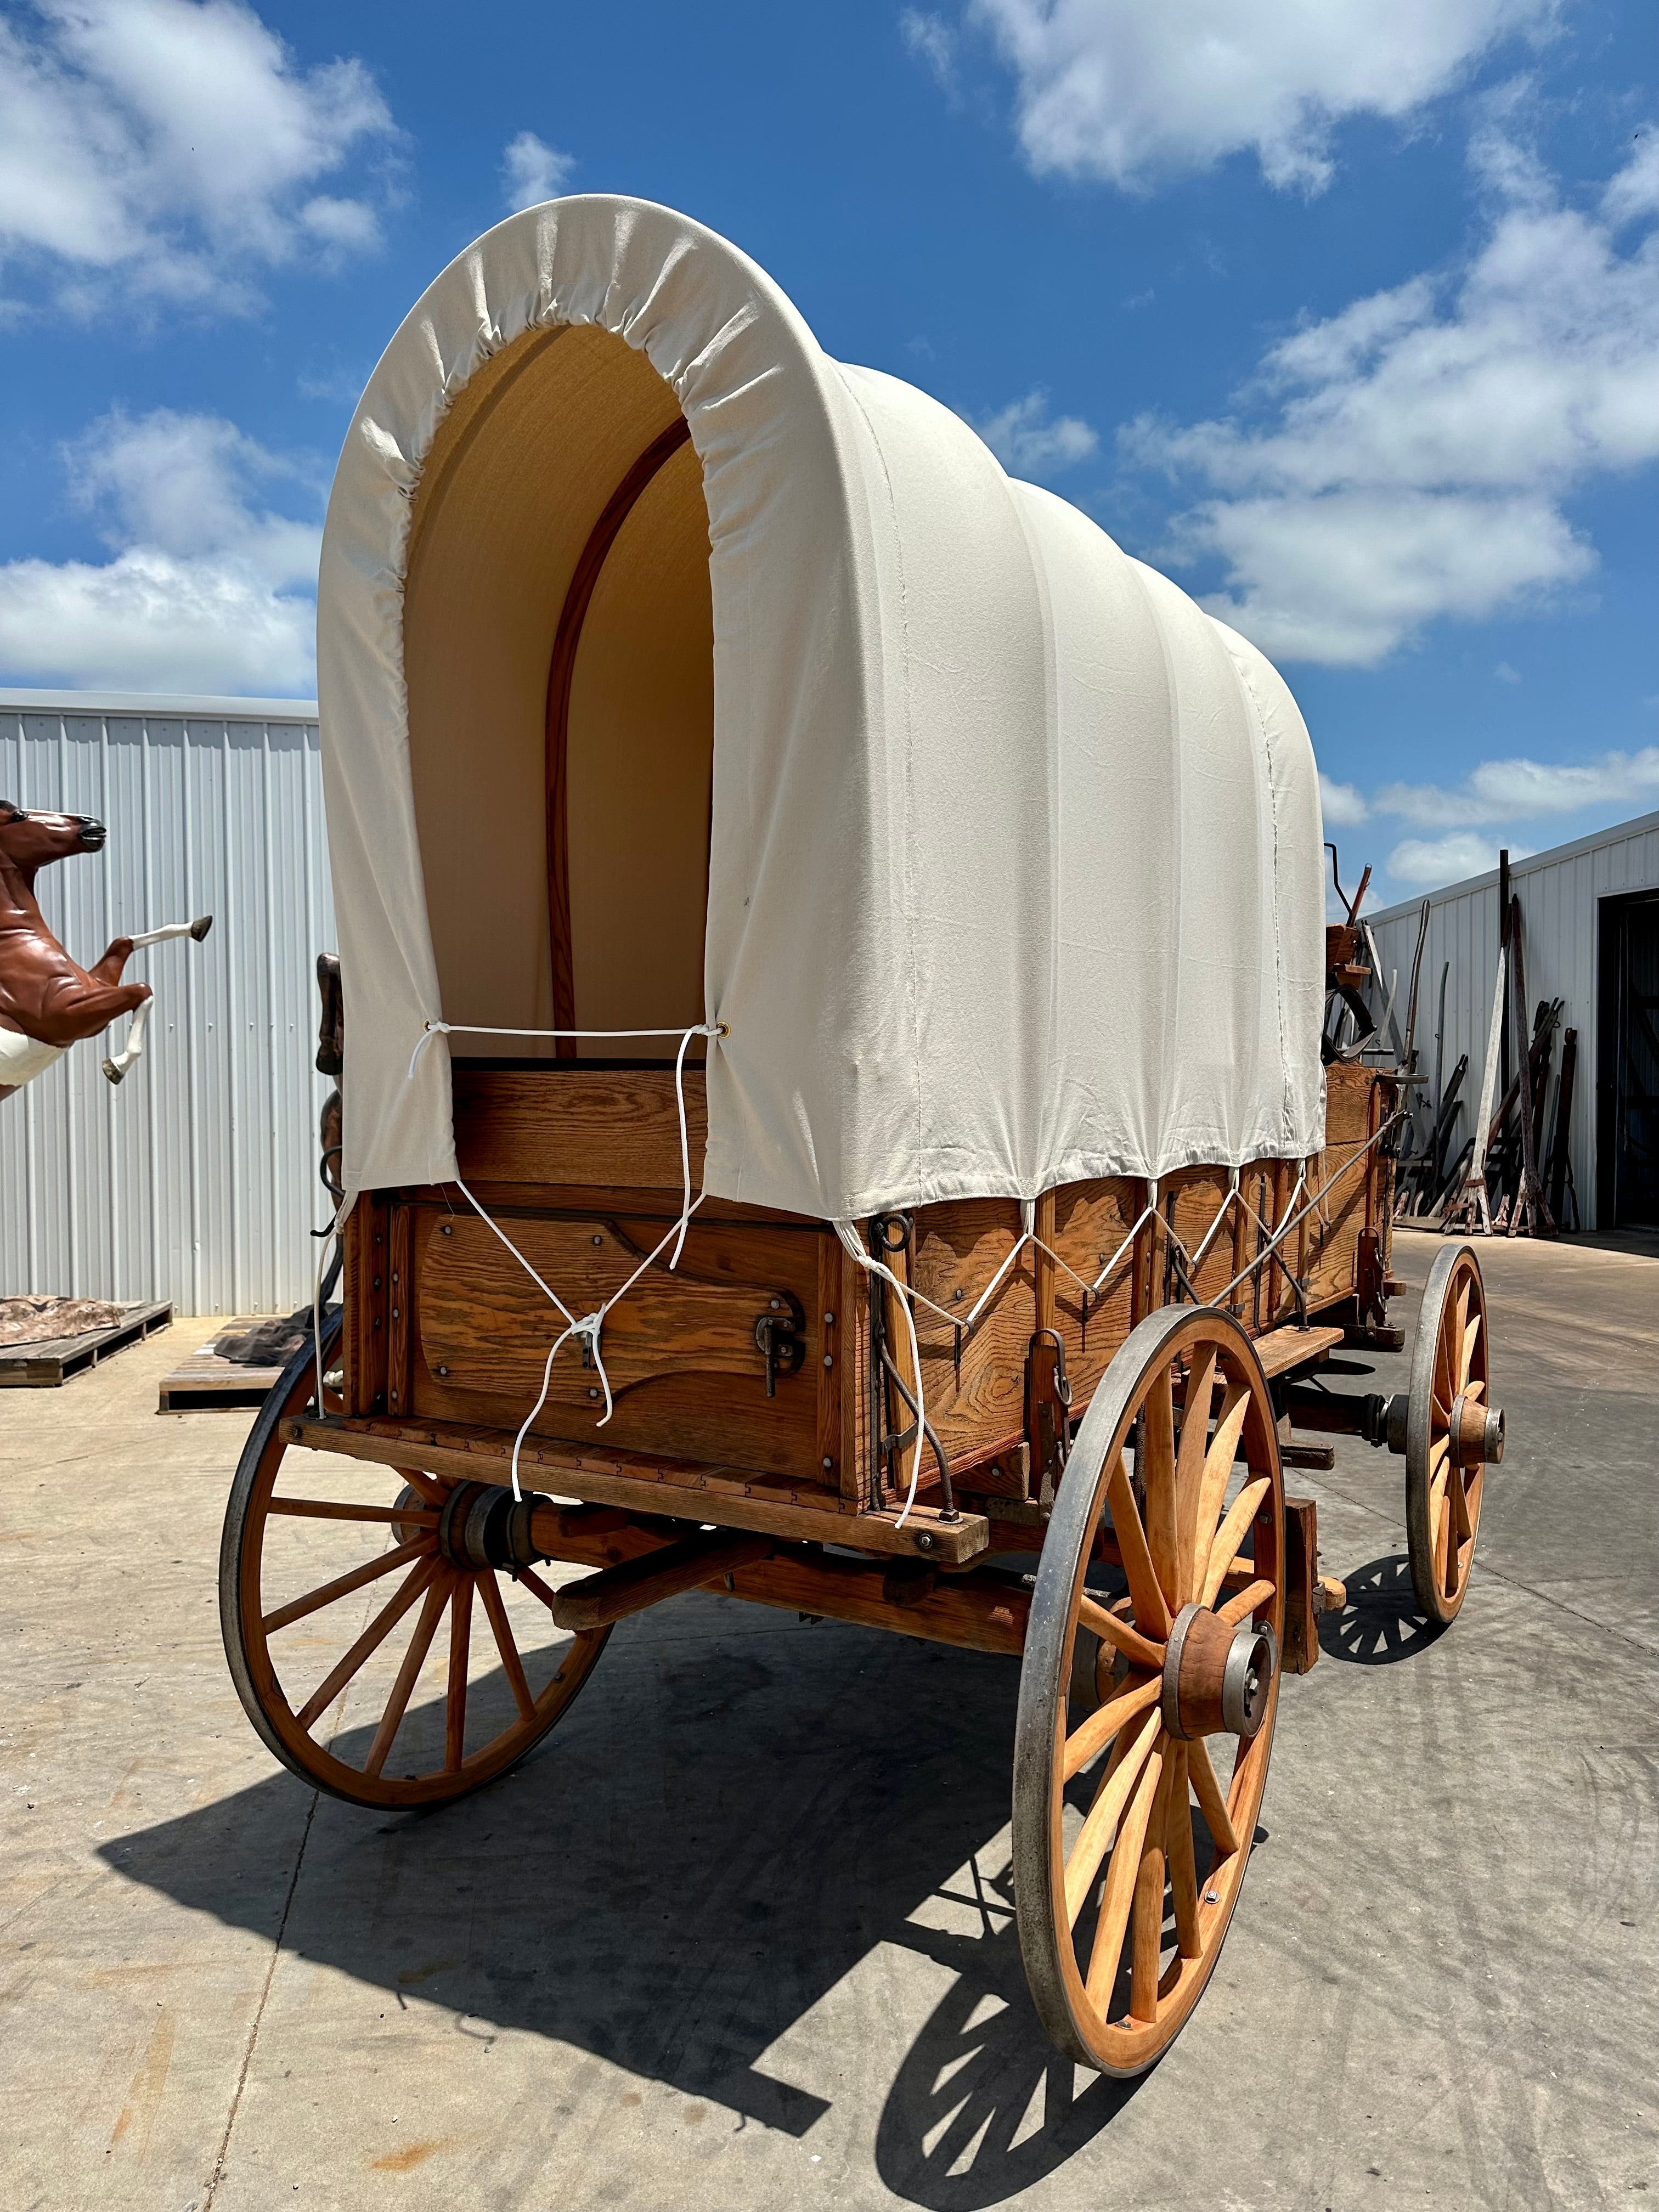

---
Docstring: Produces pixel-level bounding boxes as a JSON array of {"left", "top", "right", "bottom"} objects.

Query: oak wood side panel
[
  {"left": 406, "top": 1198, "right": 826, "bottom": 1482},
  {"left": 452, "top": 1065, "right": 709, "bottom": 1189}
]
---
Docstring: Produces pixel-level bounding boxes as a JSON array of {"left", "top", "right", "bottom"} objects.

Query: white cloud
[
  {"left": 1387, "top": 830, "right": 1515, "bottom": 887},
  {"left": 0, "top": 408, "right": 319, "bottom": 693},
  {"left": 1319, "top": 774, "right": 1368, "bottom": 827},
  {"left": 1125, "top": 134, "right": 1659, "bottom": 663},
  {"left": 1493, "top": 659, "right": 1521, "bottom": 682},
  {"left": 968, "top": 0, "right": 1550, "bottom": 193},
  {"left": 901, "top": 9, "right": 958, "bottom": 94},
  {"left": 1375, "top": 747, "right": 1659, "bottom": 828},
  {"left": 1604, "top": 127, "right": 1659, "bottom": 227},
  {"left": 972, "top": 389, "right": 1099, "bottom": 478},
  {"left": 501, "top": 132, "right": 573, "bottom": 212},
  {"left": 0, "top": 0, "right": 397, "bottom": 317}
]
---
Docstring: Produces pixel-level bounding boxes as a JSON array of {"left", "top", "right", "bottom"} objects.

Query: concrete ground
[{"left": 3, "top": 1232, "right": 1656, "bottom": 2212}]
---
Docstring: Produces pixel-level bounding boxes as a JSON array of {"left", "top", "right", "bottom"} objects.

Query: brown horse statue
[{"left": 0, "top": 801, "right": 211, "bottom": 1102}]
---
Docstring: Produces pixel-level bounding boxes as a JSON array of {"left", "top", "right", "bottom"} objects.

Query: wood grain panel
[{"left": 452, "top": 1065, "right": 708, "bottom": 1189}]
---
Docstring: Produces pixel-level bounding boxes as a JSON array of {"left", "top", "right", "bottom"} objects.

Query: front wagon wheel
[
  {"left": 218, "top": 1313, "right": 609, "bottom": 1809},
  {"left": 1012, "top": 1305, "right": 1283, "bottom": 2075}
]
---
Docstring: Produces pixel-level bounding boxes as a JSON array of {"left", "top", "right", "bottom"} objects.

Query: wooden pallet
[
  {"left": 0, "top": 1300, "right": 173, "bottom": 1387},
  {"left": 159, "top": 1320, "right": 289, "bottom": 1412}
]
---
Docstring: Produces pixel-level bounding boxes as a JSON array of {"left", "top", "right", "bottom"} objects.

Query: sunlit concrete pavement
[{"left": 3, "top": 1232, "right": 1656, "bottom": 2211}]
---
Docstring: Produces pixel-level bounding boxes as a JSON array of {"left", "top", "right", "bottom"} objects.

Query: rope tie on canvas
[{"left": 408, "top": 1015, "right": 724, "bottom": 1498}]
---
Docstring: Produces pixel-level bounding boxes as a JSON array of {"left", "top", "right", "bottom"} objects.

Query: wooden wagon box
[{"left": 331, "top": 1058, "right": 1396, "bottom": 1552}]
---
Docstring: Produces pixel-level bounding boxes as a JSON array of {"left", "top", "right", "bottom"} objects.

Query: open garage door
[{"left": 1599, "top": 889, "right": 1659, "bottom": 1228}]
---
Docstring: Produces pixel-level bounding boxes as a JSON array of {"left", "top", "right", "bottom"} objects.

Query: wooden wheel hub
[
  {"left": 436, "top": 1480, "right": 550, "bottom": 1573},
  {"left": 1448, "top": 1393, "right": 1503, "bottom": 1468},
  {"left": 1161, "top": 1602, "right": 1277, "bottom": 1742}
]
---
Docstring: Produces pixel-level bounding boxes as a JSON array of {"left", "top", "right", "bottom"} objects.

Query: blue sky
[{"left": 1, "top": 0, "right": 1655, "bottom": 902}]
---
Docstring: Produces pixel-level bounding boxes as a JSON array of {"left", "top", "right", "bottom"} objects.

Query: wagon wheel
[
  {"left": 1013, "top": 1305, "right": 1283, "bottom": 2075},
  {"left": 1405, "top": 1242, "right": 1499, "bottom": 1626},
  {"left": 219, "top": 1311, "right": 609, "bottom": 1808}
]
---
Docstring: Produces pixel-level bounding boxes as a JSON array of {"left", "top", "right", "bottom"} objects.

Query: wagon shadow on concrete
[{"left": 98, "top": 1599, "right": 1142, "bottom": 2206}]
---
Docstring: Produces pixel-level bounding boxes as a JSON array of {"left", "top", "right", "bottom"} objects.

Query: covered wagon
[{"left": 220, "top": 196, "right": 1503, "bottom": 2074}]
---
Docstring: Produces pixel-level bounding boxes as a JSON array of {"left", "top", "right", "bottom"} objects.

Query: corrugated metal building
[
  {"left": 1367, "top": 811, "right": 1659, "bottom": 1232},
  {"left": 2, "top": 690, "right": 334, "bottom": 1313}
]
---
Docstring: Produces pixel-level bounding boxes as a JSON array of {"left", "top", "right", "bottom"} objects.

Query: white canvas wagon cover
[{"left": 318, "top": 195, "right": 1326, "bottom": 1221}]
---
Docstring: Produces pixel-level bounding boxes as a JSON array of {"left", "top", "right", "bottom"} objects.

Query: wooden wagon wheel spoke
[
  {"left": 1199, "top": 1475, "right": 1271, "bottom": 1607},
  {"left": 445, "top": 1574, "right": 473, "bottom": 1773},
  {"left": 1129, "top": 1754, "right": 1175, "bottom": 2023},
  {"left": 478, "top": 1570, "right": 537, "bottom": 1723},
  {"left": 1064, "top": 1703, "right": 1162, "bottom": 1925},
  {"left": 1185, "top": 1733, "right": 1240, "bottom": 1857},
  {"left": 296, "top": 1555, "right": 441, "bottom": 1731},
  {"left": 1458, "top": 1312, "right": 1482, "bottom": 1389},
  {"left": 1086, "top": 1740, "right": 1164, "bottom": 2007},
  {"left": 262, "top": 1532, "right": 435, "bottom": 1635},
  {"left": 1079, "top": 1593, "right": 1165, "bottom": 1673},
  {"left": 1172, "top": 1345, "right": 1218, "bottom": 1604},
  {"left": 1193, "top": 1382, "right": 1251, "bottom": 1566},
  {"left": 1015, "top": 1304, "right": 1281, "bottom": 2078},
  {"left": 1062, "top": 1671, "right": 1160, "bottom": 1782},
  {"left": 1142, "top": 1364, "right": 1180, "bottom": 1605},
  {"left": 1217, "top": 1578, "right": 1274, "bottom": 1628},
  {"left": 364, "top": 1570, "right": 455, "bottom": 1778},
  {"left": 268, "top": 1497, "right": 440, "bottom": 1527},
  {"left": 1165, "top": 1745, "right": 1200, "bottom": 1959},
  {"left": 220, "top": 1316, "right": 612, "bottom": 1810},
  {"left": 1104, "top": 1457, "right": 1171, "bottom": 1640}
]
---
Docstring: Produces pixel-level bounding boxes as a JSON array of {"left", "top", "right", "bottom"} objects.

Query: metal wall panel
[
  {"left": 1, "top": 694, "right": 334, "bottom": 1313},
  {"left": 1367, "top": 812, "right": 1659, "bottom": 1229}
]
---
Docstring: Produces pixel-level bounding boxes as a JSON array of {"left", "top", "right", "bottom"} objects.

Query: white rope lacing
[
  {"left": 404, "top": 1003, "right": 1403, "bottom": 1513},
  {"left": 410, "top": 1015, "right": 723, "bottom": 1499},
  {"left": 834, "top": 1221, "right": 931, "bottom": 1529}
]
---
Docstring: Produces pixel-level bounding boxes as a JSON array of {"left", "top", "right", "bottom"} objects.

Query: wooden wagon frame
[{"left": 219, "top": 198, "right": 1505, "bottom": 2078}]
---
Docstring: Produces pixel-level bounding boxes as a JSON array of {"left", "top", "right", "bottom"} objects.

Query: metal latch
[
  {"left": 1025, "top": 1327, "right": 1073, "bottom": 1509},
  {"left": 753, "top": 1295, "right": 805, "bottom": 1396}
]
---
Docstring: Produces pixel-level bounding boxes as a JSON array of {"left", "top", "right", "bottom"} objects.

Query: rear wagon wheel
[{"left": 219, "top": 1314, "right": 608, "bottom": 1809}]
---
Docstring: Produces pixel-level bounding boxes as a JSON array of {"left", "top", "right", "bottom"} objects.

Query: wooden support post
[{"left": 1282, "top": 1496, "right": 1319, "bottom": 1673}]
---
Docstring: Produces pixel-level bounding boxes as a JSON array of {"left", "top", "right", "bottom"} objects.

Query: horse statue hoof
[
  {"left": 190, "top": 915, "right": 213, "bottom": 941},
  {"left": 101, "top": 1056, "right": 126, "bottom": 1086}
]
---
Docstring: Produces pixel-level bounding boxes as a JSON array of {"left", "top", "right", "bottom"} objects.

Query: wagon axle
[{"left": 1283, "top": 1381, "right": 1504, "bottom": 1468}]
